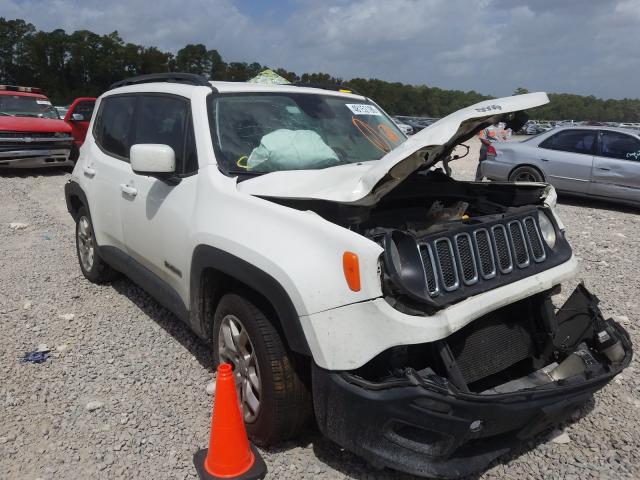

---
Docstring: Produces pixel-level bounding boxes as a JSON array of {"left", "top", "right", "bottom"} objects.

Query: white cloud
[{"left": 1, "top": 0, "right": 639, "bottom": 98}]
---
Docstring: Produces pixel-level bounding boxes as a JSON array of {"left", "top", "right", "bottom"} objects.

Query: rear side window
[
  {"left": 132, "top": 95, "right": 196, "bottom": 174},
  {"left": 95, "top": 96, "right": 136, "bottom": 160},
  {"left": 539, "top": 130, "right": 596, "bottom": 155},
  {"left": 600, "top": 131, "right": 640, "bottom": 161}
]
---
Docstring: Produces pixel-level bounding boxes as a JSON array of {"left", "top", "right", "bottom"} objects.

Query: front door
[
  {"left": 120, "top": 94, "right": 198, "bottom": 303},
  {"left": 536, "top": 129, "right": 597, "bottom": 194},
  {"left": 64, "top": 97, "right": 96, "bottom": 157},
  {"left": 589, "top": 130, "right": 640, "bottom": 203}
]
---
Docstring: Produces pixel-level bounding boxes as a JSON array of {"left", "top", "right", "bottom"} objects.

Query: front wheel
[
  {"left": 509, "top": 165, "right": 544, "bottom": 182},
  {"left": 212, "top": 293, "right": 312, "bottom": 446},
  {"left": 75, "top": 207, "right": 119, "bottom": 283}
]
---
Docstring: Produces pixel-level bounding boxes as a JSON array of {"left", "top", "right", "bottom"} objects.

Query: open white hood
[{"left": 238, "top": 92, "right": 550, "bottom": 206}]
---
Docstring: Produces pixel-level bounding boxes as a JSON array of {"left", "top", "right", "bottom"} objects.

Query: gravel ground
[{"left": 1, "top": 145, "right": 639, "bottom": 479}]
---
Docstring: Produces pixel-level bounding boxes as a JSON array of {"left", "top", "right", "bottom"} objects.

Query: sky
[{"left": 2, "top": 0, "right": 639, "bottom": 99}]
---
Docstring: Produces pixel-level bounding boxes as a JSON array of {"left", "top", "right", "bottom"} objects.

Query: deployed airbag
[{"left": 247, "top": 129, "right": 340, "bottom": 172}]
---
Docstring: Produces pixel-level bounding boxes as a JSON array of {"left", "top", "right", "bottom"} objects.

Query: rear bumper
[
  {"left": 312, "top": 289, "right": 632, "bottom": 478},
  {"left": 480, "top": 158, "right": 512, "bottom": 181},
  {"left": 0, "top": 148, "right": 72, "bottom": 168}
]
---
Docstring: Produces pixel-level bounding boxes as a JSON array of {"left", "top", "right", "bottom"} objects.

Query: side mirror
[
  {"left": 130, "top": 144, "right": 176, "bottom": 177},
  {"left": 71, "top": 113, "right": 84, "bottom": 121}
]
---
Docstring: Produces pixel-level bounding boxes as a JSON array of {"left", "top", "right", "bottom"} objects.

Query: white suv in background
[{"left": 65, "top": 73, "right": 631, "bottom": 479}]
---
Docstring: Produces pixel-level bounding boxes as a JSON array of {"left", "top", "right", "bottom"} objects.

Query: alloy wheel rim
[
  {"left": 77, "top": 216, "right": 95, "bottom": 272},
  {"left": 218, "top": 314, "right": 261, "bottom": 423}
]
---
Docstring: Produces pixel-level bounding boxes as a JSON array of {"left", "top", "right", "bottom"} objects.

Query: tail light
[{"left": 487, "top": 145, "right": 497, "bottom": 157}]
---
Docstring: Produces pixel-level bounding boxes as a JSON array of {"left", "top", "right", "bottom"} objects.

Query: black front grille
[
  {"left": 416, "top": 214, "right": 553, "bottom": 303},
  {"left": 0, "top": 131, "right": 61, "bottom": 139}
]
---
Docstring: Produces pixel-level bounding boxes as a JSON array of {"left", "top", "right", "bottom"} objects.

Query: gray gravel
[{"left": 1, "top": 157, "right": 639, "bottom": 479}]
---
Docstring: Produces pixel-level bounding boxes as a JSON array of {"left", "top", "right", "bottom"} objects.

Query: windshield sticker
[
  {"left": 378, "top": 123, "right": 399, "bottom": 143},
  {"left": 36, "top": 100, "right": 52, "bottom": 105},
  {"left": 346, "top": 103, "right": 382, "bottom": 116},
  {"left": 286, "top": 105, "right": 301, "bottom": 114},
  {"left": 352, "top": 117, "right": 391, "bottom": 153}
]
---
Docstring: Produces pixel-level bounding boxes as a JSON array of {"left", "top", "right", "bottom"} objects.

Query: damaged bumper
[{"left": 313, "top": 286, "right": 632, "bottom": 479}]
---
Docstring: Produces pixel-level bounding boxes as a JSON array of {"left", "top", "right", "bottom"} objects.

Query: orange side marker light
[{"left": 343, "top": 252, "right": 361, "bottom": 292}]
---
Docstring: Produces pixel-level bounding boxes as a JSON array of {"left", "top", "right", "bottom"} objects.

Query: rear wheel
[
  {"left": 75, "top": 207, "right": 119, "bottom": 283},
  {"left": 509, "top": 165, "right": 544, "bottom": 182},
  {"left": 212, "top": 293, "right": 312, "bottom": 446}
]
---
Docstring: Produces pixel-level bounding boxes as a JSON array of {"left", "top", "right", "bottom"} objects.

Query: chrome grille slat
[
  {"left": 508, "top": 221, "right": 530, "bottom": 268},
  {"left": 419, "top": 244, "right": 440, "bottom": 297},
  {"left": 523, "top": 216, "right": 546, "bottom": 262},
  {"left": 473, "top": 228, "right": 497, "bottom": 279},
  {"left": 454, "top": 233, "right": 478, "bottom": 285},
  {"left": 434, "top": 238, "right": 459, "bottom": 292},
  {"left": 491, "top": 224, "right": 513, "bottom": 274}
]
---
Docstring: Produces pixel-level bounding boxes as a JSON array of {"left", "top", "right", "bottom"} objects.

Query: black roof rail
[
  {"left": 291, "top": 82, "right": 362, "bottom": 96},
  {"left": 109, "top": 73, "right": 216, "bottom": 91}
]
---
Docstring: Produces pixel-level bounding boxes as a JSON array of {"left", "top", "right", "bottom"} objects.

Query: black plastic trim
[
  {"left": 190, "top": 245, "right": 311, "bottom": 356},
  {"left": 64, "top": 180, "right": 89, "bottom": 220},
  {"left": 99, "top": 246, "right": 190, "bottom": 323},
  {"left": 109, "top": 73, "right": 216, "bottom": 90}
]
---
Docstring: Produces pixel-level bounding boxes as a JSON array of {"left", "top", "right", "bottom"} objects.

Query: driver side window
[{"left": 600, "top": 131, "right": 640, "bottom": 161}]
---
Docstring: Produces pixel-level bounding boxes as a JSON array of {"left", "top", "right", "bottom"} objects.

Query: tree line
[{"left": 1, "top": 17, "right": 639, "bottom": 122}]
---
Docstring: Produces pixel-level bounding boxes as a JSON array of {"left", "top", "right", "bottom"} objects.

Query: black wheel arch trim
[
  {"left": 64, "top": 180, "right": 90, "bottom": 221},
  {"left": 190, "top": 244, "right": 311, "bottom": 356}
]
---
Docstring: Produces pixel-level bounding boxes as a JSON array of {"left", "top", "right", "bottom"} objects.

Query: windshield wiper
[
  {"left": 224, "top": 169, "right": 264, "bottom": 177},
  {"left": 0, "top": 112, "right": 12, "bottom": 116}
]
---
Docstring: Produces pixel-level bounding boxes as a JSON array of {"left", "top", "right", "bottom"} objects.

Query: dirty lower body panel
[{"left": 312, "top": 284, "right": 632, "bottom": 479}]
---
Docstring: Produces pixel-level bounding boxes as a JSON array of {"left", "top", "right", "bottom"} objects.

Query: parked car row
[
  {"left": 0, "top": 85, "right": 95, "bottom": 168},
  {"left": 518, "top": 120, "right": 640, "bottom": 136}
]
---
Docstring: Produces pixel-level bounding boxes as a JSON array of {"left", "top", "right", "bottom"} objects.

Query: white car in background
[{"left": 392, "top": 117, "right": 413, "bottom": 135}]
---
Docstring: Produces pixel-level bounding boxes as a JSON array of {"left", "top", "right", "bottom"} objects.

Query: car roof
[
  {"left": 105, "top": 80, "right": 367, "bottom": 101},
  {"left": 0, "top": 90, "right": 48, "bottom": 99},
  {"left": 552, "top": 125, "right": 640, "bottom": 136}
]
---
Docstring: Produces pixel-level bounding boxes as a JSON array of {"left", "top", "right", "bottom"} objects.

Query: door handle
[
  {"left": 83, "top": 166, "right": 96, "bottom": 178},
  {"left": 120, "top": 184, "right": 138, "bottom": 197},
  {"left": 540, "top": 158, "right": 550, "bottom": 162},
  {"left": 597, "top": 167, "right": 611, "bottom": 171}
]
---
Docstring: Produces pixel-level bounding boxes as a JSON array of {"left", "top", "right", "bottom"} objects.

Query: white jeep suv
[{"left": 65, "top": 73, "right": 631, "bottom": 479}]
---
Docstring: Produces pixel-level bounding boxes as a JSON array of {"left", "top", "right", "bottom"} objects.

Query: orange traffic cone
[{"left": 194, "top": 363, "right": 267, "bottom": 480}]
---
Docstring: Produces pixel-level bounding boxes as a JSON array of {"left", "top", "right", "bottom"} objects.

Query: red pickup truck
[{"left": 0, "top": 85, "right": 95, "bottom": 168}]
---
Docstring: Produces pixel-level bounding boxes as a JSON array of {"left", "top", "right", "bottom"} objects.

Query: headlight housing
[{"left": 537, "top": 210, "right": 557, "bottom": 249}]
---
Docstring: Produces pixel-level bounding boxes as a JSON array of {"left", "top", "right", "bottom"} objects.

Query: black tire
[
  {"left": 75, "top": 207, "right": 119, "bottom": 283},
  {"left": 212, "top": 293, "right": 312, "bottom": 446},
  {"left": 509, "top": 165, "right": 544, "bottom": 182}
]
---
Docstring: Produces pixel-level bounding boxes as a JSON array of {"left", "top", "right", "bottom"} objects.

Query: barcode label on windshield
[
  {"left": 346, "top": 104, "right": 382, "bottom": 116},
  {"left": 36, "top": 100, "right": 52, "bottom": 105}
]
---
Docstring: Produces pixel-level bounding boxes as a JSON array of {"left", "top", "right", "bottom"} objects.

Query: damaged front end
[{"left": 313, "top": 285, "right": 632, "bottom": 479}]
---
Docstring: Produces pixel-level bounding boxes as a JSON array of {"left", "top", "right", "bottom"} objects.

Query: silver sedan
[{"left": 482, "top": 126, "right": 640, "bottom": 207}]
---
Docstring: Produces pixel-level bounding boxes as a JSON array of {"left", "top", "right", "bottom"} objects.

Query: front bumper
[
  {"left": 313, "top": 289, "right": 632, "bottom": 478},
  {"left": 0, "top": 148, "right": 72, "bottom": 168}
]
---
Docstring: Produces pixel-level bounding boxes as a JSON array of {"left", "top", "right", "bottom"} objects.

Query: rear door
[
  {"left": 120, "top": 94, "right": 198, "bottom": 302},
  {"left": 536, "top": 129, "right": 596, "bottom": 194},
  {"left": 589, "top": 130, "right": 640, "bottom": 203},
  {"left": 85, "top": 95, "right": 136, "bottom": 249}
]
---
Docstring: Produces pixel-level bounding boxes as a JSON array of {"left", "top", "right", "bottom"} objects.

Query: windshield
[
  {"left": 210, "top": 92, "right": 405, "bottom": 174},
  {"left": 0, "top": 94, "right": 59, "bottom": 119}
]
